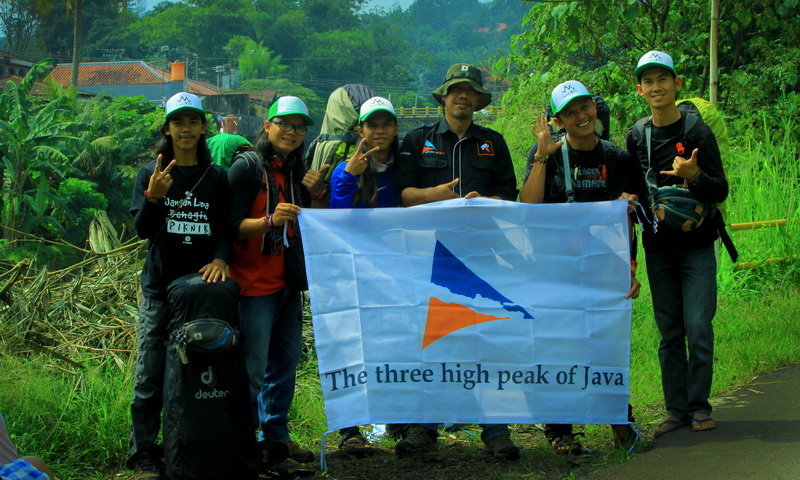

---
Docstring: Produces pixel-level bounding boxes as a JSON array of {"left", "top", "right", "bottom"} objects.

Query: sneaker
[
  {"left": 483, "top": 434, "right": 521, "bottom": 460},
  {"left": 131, "top": 457, "right": 163, "bottom": 480},
  {"left": 395, "top": 425, "right": 437, "bottom": 456}
]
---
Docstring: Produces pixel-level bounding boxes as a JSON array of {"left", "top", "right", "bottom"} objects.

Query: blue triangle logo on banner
[{"left": 430, "top": 240, "right": 533, "bottom": 320}]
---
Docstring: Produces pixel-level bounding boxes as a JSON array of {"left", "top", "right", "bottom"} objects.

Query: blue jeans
[
  {"left": 645, "top": 245, "right": 717, "bottom": 419},
  {"left": 128, "top": 296, "right": 169, "bottom": 465},
  {"left": 239, "top": 290, "right": 302, "bottom": 442}
]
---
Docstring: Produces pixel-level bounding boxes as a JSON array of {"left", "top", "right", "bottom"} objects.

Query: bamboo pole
[
  {"left": 733, "top": 255, "right": 800, "bottom": 271},
  {"left": 729, "top": 219, "right": 788, "bottom": 231},
  {"left": 709, "top": 0, "right": 720, "bottom": 104}
]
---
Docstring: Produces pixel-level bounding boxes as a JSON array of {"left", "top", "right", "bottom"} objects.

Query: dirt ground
[{"left": 262, "top": 421, "right": 657, "bottom": 480}]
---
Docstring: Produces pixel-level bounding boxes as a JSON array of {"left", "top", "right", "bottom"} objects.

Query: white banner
[{"left": 299, "top": 198, "right": 632, "bottom": 432}]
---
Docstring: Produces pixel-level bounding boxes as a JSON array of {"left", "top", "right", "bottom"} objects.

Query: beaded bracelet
[{"left": 262, "top": 214, "right": 274, "bottom": 230}]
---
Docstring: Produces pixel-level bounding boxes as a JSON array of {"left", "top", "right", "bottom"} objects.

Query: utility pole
[{"left": 709, "top": 0, "right": 719, "bottom": 104}]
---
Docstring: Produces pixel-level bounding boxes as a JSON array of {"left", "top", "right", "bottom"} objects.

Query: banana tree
[{"left": 0, "top": 60, "right": 88, "bottom": 242}]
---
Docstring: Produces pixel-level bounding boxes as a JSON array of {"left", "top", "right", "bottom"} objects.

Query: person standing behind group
[
  {"left": 520, "top": 80, "right": 642, "bottom": 454},
  {"left": 127, "top": 92, "right": 232, "bottom": 479},
  {"left": 392, "top": 63, "right": 520, "bottom": 460},
  {"left": 328, "top": 96, "right": 400, "bottom": 454},
  {"left": 227, "top": 96, "right": 327, "bottom": 468},
  {"left": 626, "top": 51, "right": 728, "bottom": 438}
]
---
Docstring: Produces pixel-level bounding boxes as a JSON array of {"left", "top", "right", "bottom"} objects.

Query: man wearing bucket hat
[
  {"left": 626, "top": 51, "right": 728, "bottom": 438},
  {"left": 227, "top": 95, "right": 326, "bottom": 472},
  {"left": 395, "top": 63, "right": 517, "bottom": 207},
  {"left": 392, "top": 64, "right": 520, "bottom": 460},
  {"left": 521, "top": 80, "right": 643, "bottom": 455},
  {"left": 128, "top": 92, "right": 234, "bottom": 478}
]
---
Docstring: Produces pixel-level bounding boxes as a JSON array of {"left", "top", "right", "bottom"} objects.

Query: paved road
[{"left": 583, "top": 363, "right": 800, "bottom": 480}]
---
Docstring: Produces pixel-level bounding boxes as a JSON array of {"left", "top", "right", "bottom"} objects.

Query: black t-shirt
[
  {"left": 626, "top": 114, "right": 728, "bottom": 252},
  {"left": 130, "top": 161, "right": 231, "bottom": 299},
  {"left": 524, "top": 139, "right": 641, "bottom": 203}
]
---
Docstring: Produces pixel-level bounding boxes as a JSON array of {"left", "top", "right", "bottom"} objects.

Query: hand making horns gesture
[
  {"left": 147, "top": 154, "right": 177, "bottom": 200},
  {"left": 660, "top": 148, "right": 701, "bottom": 181},
  {"left": 531, "top": 113, "right": 563, "bottom": 158},
  {"left": 344, "top": 138, "right": 381, "bottom": 176}
]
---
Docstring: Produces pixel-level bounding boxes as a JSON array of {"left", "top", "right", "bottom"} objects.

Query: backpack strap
[
  {"left": 560, "top": 141, "right": 575, "bottom": 203},
  {"left": 716, "top": 211, "right": 739, "bottom": 262}
]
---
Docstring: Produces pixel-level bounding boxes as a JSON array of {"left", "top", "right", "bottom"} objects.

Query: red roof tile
[
  {"left": 49, "top": 61, "right": 222, "bottom": 95},
  {"left": 50, "top": 61, "right": 170, "bottom": 86}
]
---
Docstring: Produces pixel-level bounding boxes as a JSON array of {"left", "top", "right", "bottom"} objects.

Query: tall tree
[
  {"left": 70, "top": 0, "right": 82, "bottom": 86},
  {"left": 0, "top": 1, "right": 41, "bottom": 56}
]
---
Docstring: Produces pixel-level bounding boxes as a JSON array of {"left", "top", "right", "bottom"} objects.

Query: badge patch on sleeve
[{"left": 478, "top": 141, "right": 494, "bottom": 156}]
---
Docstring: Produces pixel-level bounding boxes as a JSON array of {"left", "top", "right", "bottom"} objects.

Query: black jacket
[{"left": 396, "top": 118, "right": 518, "bottom": 201}]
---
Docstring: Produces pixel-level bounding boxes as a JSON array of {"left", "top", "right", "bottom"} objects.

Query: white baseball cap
[
  {"left": 164, "top": 92, "right": 204, "bottom": 120},
  {"left": 268, "top": 96, "right": 314, "bottom": 125},
  {"left": 358, "top": 96, "right": 396, "bottom": 122},
  {"left": 635, "top": 50, "right": 677, "bottom": 78},
  {"left": 549, "top": 80, "right": 592, "bottom": 116}
]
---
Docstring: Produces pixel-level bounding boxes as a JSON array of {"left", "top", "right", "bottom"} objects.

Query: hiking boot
[
  {"left": 395, "top": 425, "right": 437, "bottom": 456},
  {"left": 483, "top": 434, "right": 521, "bottom": 460},
  {"left": 131, "top": 457, "right": 163, "bottom": 480},
  {"left": 286, "top": 441, "right": 314, "bottom": 463}
]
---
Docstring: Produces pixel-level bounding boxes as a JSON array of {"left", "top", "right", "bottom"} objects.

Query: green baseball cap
[
  {"left": 358, "top": 96, "right": 396, "bottom": 122},
  {"left": 549, "top": 80, "right": 593, "bottom": 116},
  {"left": 432, "top": 63, "right": 492, "bottom": 111},
  {"left": 635, "top": 50, "right": 677, "bottom": 78},
  {"left": 268, "top": 96, "right": 314, "bottom": 125},
  {"left": 164, "top": 92, "right": 204, "bottom": 120}
]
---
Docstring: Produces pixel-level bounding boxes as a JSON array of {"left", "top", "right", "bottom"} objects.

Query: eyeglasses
[{"left": 271, "top": 120, "right": 308, "bottom": 136}]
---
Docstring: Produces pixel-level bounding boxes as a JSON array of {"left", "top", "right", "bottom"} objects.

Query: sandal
[
  {"left": 653, "top": 416, "right": 689, "bottom": 438},
  {"left": 547, "top": 431, "right": 590, "bottom": 456},
  {"left": 691, "top": 416, "right": 717, "bottom": 432},
  {"left": 339, "top": 432, "right": 373, "bottom": 455}
]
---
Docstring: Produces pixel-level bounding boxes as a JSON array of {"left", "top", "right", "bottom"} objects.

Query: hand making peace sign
[
  {"left": 146, "top": 154, "right": 177, "bottom": 201},
  {"left": 344, "top": 138, "right": 381, "bottom": 176}
]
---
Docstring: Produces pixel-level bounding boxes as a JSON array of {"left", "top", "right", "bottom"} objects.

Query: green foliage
[
  {"left": 54, "top": 178, "right": 108, "bottom": 245},
  {"left": 228, "top": 36, "right": 286, "bottom": 82},
  {"left": 0, "top": 59, "right": 88, "bottom": 242},
  {"left": 0, "top": 61, "right": 158, "bottom": 266}
]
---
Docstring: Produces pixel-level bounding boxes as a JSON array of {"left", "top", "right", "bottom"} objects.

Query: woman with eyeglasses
[{"left": 227, "top": 96, "right": 327, "bottom": 470}]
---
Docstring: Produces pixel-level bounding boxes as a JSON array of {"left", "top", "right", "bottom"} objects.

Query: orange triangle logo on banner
[{"left": 422, "top": 297, "right": 509, "bottom": 349}]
